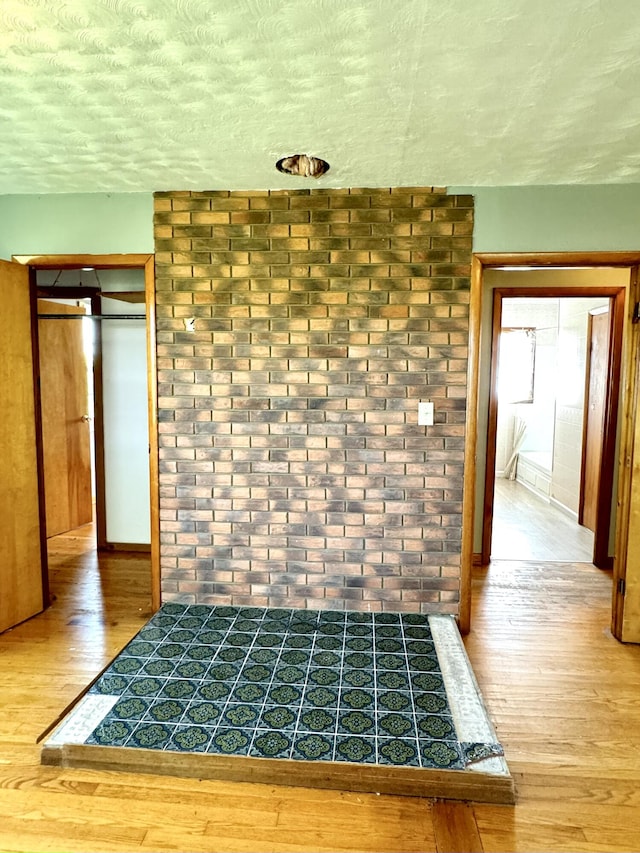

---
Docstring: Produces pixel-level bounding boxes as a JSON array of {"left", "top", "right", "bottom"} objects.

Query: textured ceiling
[{"left": 1, "top": 0, "right": 640, "bottom": 194}]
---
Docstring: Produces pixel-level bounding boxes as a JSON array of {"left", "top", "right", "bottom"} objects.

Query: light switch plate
[{"left": 418, "top": 401, "right": 434, "bottom": 426}]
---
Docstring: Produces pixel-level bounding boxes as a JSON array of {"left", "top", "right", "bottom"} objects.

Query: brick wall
[{"left": 153, "top": 187, "right": 473, "bottom": 613}]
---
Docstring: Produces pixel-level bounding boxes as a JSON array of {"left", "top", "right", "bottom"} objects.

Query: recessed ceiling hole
[{"left": 276, "top": 154, "right": 330, "bottom": 178}]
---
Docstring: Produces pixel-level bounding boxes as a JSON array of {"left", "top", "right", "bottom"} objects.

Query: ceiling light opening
[{"left": 276, "top": 154, "right": 330, "bottom": 178}]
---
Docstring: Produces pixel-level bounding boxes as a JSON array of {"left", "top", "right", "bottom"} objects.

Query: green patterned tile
[
  {"left": 197, "top": 629, "right": 225, "bottom": 644},
  {"left": 284, "top": 633, "right": 313, "bottom": 649},
  {"left": 402, "top": 614, "right": 430, "bottom": 627},
  {"left": 319, "top": 610, "right": 345, "bottom": 623},
  {"left": 408, "top": 654, "right": 440, "bottom": 673},
  {"left": 259, "top": 705, "right": 298, "bottom": 730},
  {"left": 375, "top": 625, "right": 402, "bottom": 639},
  {"left": 374, "top": 637, "right": 403, "bottom": 653},
  {"left": 376, "top": 690, "right": 412, "bottom": 713},
  {"left": 303, "top": 686, "right": 339, "bottom": 708},
  {"left": 260, "top": 619, "right": 288, "bottom": 634},
  {"left": 208, "top": 662, "right": 241, "bottom": 682},
  {"left": 150, "top": 614, "right": 179, "bottom": 629},
  {"left": 403, "top": 625, "right": 431, "bottom": 640},
  {"left": 86, "top": 718, "right": 135, "bottom": 746},
  {"left": 376, "top": 653, "right": 406, "bottom": 671},
  {"left": 311, "top": 650, "right": 340, "bottom": 668},
  {"left": 111, "top": 697, "right": 150, "bottom": 720},
  {"left": 414, "top": 691, "right": 449, "bottom": 714},
  {"left": 225, "top": 633, "right": 254, "bottom": 648},
  {"left": 338, "top": 710, "right": 375, "bottom": 736},
  {"left": 334, "top": 735, "right": 376, "bottom": 764},
  {"left": 315, "top": 635, "right": 342, "bottom": 651},
  {"left": 307, "top": 667, "right": 339, "bottom": 687},
  {"left": 345, "top": 612, "right": 371, "bottom": 623},
  {"left": 239, "top": 664, "right": 273, "bottom": 683},
  {"left": 417, "top": 714, "right": 456, "bottom": 740},
  {"left": 127, "top": 677, "right": 165, "bottom": 697},
  {"left": 406, "top": 639, "right": 435, "bottom": 656},
  {"left": 91, "top": 673, "right": 131, "bottom": 694},
  {"left": 267, "top": 683, "right": 302, "bottom": 706},
  {"left": 235, "top": 618, "right": 262, "bottom": 633},
  {"left": 411, "top": 672, "right": 445, "bottom": 693},
  {"left": 238, "top": 607, "right": 265, "bottom": 620},
  {"left": 122, "top": 640, "right": 157, "bottom": 657},
  {"left": 161, "top": 679, "right": 198, "bottom": 700},
  {"left": 231, "top": 682, "right": 267, "bottom": 704},
  {"left": 249, "top": 647, "right": 279, "bottom": 665},
  {"left": 222, "top": 703, "right": 260, "bottom": 728},
  {"left": 166, "top": 628, "right": 196, "bottom": 644},
  {"left": 211, "top": 606, "right": 238, "bottom": 618},
  {"left": 147, "top": 699, "right": 188, "bottom": 724},
  {"left": 170, "top": 725, "right": 211, "bottom": 752},
  {"left": 290, "top": 621, "right": 318, "bottom": 635},
  {"left": 292, "top": 733, "right": 334, "bottom": 761},
  {"left": 339, "top": 689, "right": 374, "bottom": 711},
  {"left": 216, "top": 645, "right": 250, "bottom": 663},
  {"left": 420, "top": 740, "right": 464, "bottom": 769},
  {"left": 198, "top": 681, "right": 232, "bottom": 702},
  {"left": 318, "top": 622, "right": 344, "bottom": 636},
  {"left": 298, "top": 707, "right": 336, "bottom": 733},
  {"left": 374, "top": 613, "right": 401, "bottom": 624},
  {"left": 174, "top": 660, "right": 208, "bottom": 679},
  {"left": 274, "top": 665, "right": 306, "bottom": 684},
  {"left": 163, "top": 603, "right": 187, "bottom": 616},
  {"left": 184, "top": 702, "right": 221, "bottom": 725},
  {"left": 345, "top": 624, "right": 372, "bottom": 637},
  {"left": 377, "top": 712, "right": 414, "bottom": 738},
  {"left": 142, "top": 659, "right": 175, "bottom": 677},
  {"left": 177, "top": 616, "right": 207, "bottom": 630},
  {"left": 344, "top": 636, "right": 373, "bottom": 652},
  {"left": 265, "top": 608, "right": 292, "bottom": 622},
  {"left": 376, "top": 671, "right": 410, "bottom": 691},
  {"left": 155, "top": 642, "right": 186, "bottom": 660},
  {"left": 378, "top": 737, "right": 420, "bottom": 767},
  {"left": 138, "top": 626, "right": 167, "bottom": 642},
  {"left": 185, "top": 645, "right": 215, "bottom": 662},
  {"left": 342, "top": 669, "right": 374, "bottom": 688},
  {"left": 128, "top": 723, "right": 173, "bottom": 750},
  {"left": 109, "top": 656, "right": 145, "bottom": 675},
  {"left": 279, "top": 648, "right": 310, "bottom": 667},
  {"left": 254, "top": 633, "right": 283, "bottom": 648},
  {"left": 250, "top": 730, "right": 291, "bottom": 759},
  {"left": 204, "top": 616, "right": 234, "bottom": 631},
  {"left": 343, "top": 652, "right": 373, "bottom": 669}
]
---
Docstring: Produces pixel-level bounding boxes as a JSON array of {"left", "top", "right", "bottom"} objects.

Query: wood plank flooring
[
  {"left": 492, "top": 479, "right": 594, "bottom": 562},
  {"left": 1, "top": 524, "right": 640, "bottom": 851}
]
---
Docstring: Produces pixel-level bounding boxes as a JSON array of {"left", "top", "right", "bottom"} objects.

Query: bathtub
[{"left": 515, "top": 450, "right": 552, "bottom": 498}]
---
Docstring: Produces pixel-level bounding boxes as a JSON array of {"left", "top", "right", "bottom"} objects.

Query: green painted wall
[
  {"left": 450, "top": 185, "right": 640, "bottom": 252},
  {"left": 0, "top": 193, "right": 153, "bottom": 258}
]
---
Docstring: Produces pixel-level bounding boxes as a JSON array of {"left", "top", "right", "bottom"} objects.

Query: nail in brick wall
[{"left": 153, "top": 187, "right": 473, "bottom": 614}]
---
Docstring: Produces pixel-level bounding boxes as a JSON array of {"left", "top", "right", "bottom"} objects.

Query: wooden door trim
[
  {"left": 462, "top": 252, "right": 640, "bottom": 639},
  {"left": 13, "top": 253, "right": 160, "bottom": 612}
]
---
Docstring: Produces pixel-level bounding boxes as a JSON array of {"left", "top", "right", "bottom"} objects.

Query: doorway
[
  {"left": 14, "top": 253, "right": 161, "bottom": 612},
  {"left": 489, "top": 292, "right": 619, "bottom": 564},
  {"left": 459, "top": 253, "right": 640, "bottom": 637}
]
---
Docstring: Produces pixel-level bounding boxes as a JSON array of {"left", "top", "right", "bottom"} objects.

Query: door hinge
[
  {"left": 618, "top": 578, "right": 626, "bottom": 596},
  {"left": 633, "top": 302, "right": 640, "bottom": 324}
]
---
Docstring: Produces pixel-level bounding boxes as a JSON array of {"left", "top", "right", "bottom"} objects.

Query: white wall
[{"left": 100, "top": 270, "right": 150, "bottom": 544}]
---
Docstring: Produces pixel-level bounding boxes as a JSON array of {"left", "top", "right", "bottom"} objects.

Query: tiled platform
[{"left": 42, "top": 605, "right": 515, "bottom": 803}]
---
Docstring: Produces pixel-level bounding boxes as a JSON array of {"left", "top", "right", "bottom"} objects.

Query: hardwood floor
[
  {"left": 492, "top": 479, "right": 594, "bottom": 562},
  {"left": 1, "top": 525, "right": 640, "bottom": 851}
]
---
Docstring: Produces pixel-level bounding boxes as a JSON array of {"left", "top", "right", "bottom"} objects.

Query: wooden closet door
[{"left": 0, "top": 259, "right": 46, "bottom": 633}]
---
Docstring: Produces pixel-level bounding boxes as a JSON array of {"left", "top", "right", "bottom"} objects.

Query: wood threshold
[{"left": 41, "top": 742, "right": 516, "bottom": 805}]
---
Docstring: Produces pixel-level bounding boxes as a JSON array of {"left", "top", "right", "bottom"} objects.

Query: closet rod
[{"left": 37, "top": 314, "right": 146, "bottom": 321}]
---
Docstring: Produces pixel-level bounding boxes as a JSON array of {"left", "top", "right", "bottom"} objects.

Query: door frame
[
  {"left": 13, "top": 253, "right": 160, "bottom": 612},
  {"left": 460, "top": 252, "right": 640, "bottom": 637},
  {"left": 482, "top": 285, "right": 624, "bottom": 569}
]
